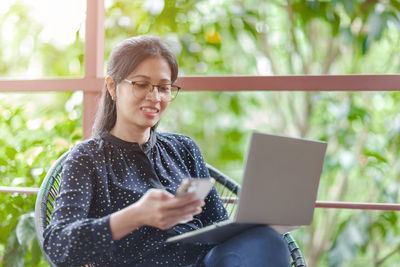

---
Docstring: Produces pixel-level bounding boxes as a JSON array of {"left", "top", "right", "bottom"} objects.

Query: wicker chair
[{"left": 35, "top": 151, "right": 306, "bottom": 266}]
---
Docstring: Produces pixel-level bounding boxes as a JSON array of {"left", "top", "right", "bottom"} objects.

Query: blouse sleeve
[
  {"left": 43, "top": 147, "right": 115, "bottom": 266},
  {"left": 179, "top": 136, "right": 229, "bottom": 226}
]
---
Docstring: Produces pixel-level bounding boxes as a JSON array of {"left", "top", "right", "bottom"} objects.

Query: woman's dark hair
[{"left": 92, "top": 35, "right": 179, "bottom": 137}]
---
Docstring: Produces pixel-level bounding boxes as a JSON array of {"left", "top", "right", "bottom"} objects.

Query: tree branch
[
  {"left": 322, "top": 39, "right": 340, "bottom": 74},
  {"left": 259, "top": 31, "right": 279, "bottom": 75},
  {"left": 376, "top": 244, "right": 400, "bottom": 266},
  {"left": 286, "top": 0, "right": 308, "bottom": 74}
]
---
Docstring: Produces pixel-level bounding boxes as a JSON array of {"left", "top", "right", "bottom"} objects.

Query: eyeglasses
[{"left": 123, "top": 79, "right": 181, "bottom": 101}]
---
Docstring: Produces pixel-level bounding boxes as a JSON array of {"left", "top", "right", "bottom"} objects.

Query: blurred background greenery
[{"left": 1, "top": 0, "right": 400, "bottom": 266}]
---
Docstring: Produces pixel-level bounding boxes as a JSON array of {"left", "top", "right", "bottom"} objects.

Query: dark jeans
[{"left": 202, "top": 226, "right": 290, "bottom": 267}]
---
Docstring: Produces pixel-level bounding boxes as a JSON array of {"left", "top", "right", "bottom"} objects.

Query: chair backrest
[
  {"left": 34, "top": 151, "right": 69, "bottom": 266},
  {"left": 35, "top": 152, "right": 306, "bottom": 267}
]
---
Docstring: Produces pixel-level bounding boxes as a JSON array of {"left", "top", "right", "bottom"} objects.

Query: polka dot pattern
[{"left": 43, "top": 131, "right": 228, "bottom": 266}]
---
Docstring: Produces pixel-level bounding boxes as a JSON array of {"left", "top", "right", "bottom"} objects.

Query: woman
[{"left": 44, "top": 35, "right": 290, "bottom": 266}]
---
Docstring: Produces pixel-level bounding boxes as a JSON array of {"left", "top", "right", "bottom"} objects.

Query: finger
[
  {"left": 179, "top": 215, "right": 194, "bottom": 222},
  {"left": 156, "top": 189, "right": 175, "bottom": 200},
  {"left": 179, "top": 207, "right": 202, "bottom": 217},
  {"left": 193, "top": 206, "right": 203, "bottom": 215},
  {"left": 167, "top": 214, "right": 194, "bottom": 227},
  {"left": 144, "top": 189, "right": 175, "bottom": 202},
  {"left": 164, "top": 193, "right": 198, "bottom": 209},
  {"left": 174, "top": 192, "right": 197, "bottom": 201},
  {"left": 161, "top": 204, "right": 203, "bottom": 220},
  {"left": 167, "top": 199, "right": 204, "bottom": 212},
  {"left": 156, "top": 212, "right": 195, "bottom": 229}
]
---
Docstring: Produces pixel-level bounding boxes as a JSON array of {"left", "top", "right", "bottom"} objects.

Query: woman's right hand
[
  {"left": 134, "top": 188, "right": 204, "bottom": 230},
  {"left": 110, "top": 188, "right": 204, "bottom": 240}
]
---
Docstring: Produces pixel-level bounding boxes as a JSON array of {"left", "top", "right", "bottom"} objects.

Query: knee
[
  {"left": 236, "top": 226, "right": 290, "bottom": 265},
  {"left": 205, "top": 252, "right": 244, "bottom": 267},
  {"left": 203, "top": 226, "right": 290, "bottom": 267},
  {"left": 251, "top": 226, "right": 288, "bottom": 250}
]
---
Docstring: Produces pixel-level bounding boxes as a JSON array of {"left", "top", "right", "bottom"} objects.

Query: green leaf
[
  {"left": 382, "top": 211, "right": 398, "bottom": 227},
  {"left": 344, "top": 0, "right": 355, "bottom": 14},
  {"left": 328, "top": 213, "right": 371, "bottom": 266},
  {"left": 16, "top": 212, "right": 36, "bottom": 247},
  {"left": 3, "top": 230, "right": 26, "bottom": 267},
  {"left": 367, "top": 12, "right": 386, "bottom": 40},
  {"left": 362, "top": 149, "right": 388, "bottom": 163},
  {"left": 30, "top": 236, "right": 43, "bottom": 266},
  {"left": 0, "top": 156, "right": 8, "bottom": 166},
  {"left": 5, "top": 147, "right": 18, "bottom": 160},
  {"left": 390, "top": 0, "right": 400, "bottom": 10}
]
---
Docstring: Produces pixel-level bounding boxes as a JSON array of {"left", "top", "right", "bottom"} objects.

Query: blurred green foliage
[
  {"left": 1, "top": 0, "right": 400, "bottom": 266},
  {"left": 0, "top": 93, "right": 82, "bottom": 266}
]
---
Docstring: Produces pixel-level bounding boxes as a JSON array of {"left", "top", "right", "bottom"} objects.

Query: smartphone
[{"left": 175, "top": 178, "right": 215, "bottom": 200}]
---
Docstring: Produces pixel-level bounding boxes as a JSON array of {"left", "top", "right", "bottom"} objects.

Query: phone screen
[{"left": 176, "top": 178, "right": 215, "bottom": 200}]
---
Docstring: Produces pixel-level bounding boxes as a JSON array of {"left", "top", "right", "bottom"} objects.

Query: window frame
[{"left": 0, "top": 0, "right": 399, "bottom": 211}]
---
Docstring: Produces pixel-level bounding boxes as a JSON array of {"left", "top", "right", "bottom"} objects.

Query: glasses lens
[
  {"left": 132, "top": 81, "right": 179, "bottom": 101},
  {"left": 170, "top": 86, "right": 179, "bottom": 101},
  {"left": 133, "top": 82, "right": 152, "bottom": 98}
]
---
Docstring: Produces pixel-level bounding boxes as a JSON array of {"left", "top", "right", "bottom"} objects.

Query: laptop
[{"left": 166, "top": 132, "right": 327, "bottom": 244}]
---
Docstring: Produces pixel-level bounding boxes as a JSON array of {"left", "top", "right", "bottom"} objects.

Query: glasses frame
[{"left": 123, "top": 79, "right": 181, "bottom": 101}]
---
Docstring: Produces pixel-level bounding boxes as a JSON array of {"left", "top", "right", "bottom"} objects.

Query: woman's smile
[{"left": 140, "top": 106, "right": 160, "bottom": 116}]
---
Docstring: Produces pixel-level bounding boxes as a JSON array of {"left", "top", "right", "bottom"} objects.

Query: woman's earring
[{"left": 111, "top": 95, "right": 115, "bottom": 101}]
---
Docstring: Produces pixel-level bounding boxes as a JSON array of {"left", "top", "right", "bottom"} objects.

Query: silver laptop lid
[{"left": 235, "top": 132, "right": 327, "bottom": 226}]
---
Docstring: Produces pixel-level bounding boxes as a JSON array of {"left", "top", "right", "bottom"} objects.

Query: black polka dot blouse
[{"left": 43, "top": 131, "right": 228, "bottom": 266}]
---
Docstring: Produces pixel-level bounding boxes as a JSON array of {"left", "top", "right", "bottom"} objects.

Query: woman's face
[{"left": 111, "top": 56, "right": 172, "bottom": 133}]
